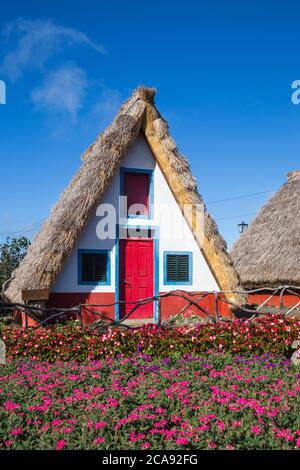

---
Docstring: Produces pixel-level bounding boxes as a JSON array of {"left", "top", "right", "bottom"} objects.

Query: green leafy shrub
[{"left": 1, "top": 315, "right": 299, "bottom": 362}]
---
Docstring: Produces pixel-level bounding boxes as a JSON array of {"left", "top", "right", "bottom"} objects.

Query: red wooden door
[{"left": 119, "top": 239, "right": 154, "bottom": 318}]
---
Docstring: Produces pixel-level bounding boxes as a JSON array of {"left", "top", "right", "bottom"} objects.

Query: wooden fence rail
[{"left": 0, "top": 286, "right": 300, "bottom": 330}]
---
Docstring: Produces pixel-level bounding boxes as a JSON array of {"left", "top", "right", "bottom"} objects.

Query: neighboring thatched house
[
  {"left": 231, "top": 170, "right": 300, "bottom": 308},
  {"left": 5, "top": 87, "right": 242, "bottom": 324}
]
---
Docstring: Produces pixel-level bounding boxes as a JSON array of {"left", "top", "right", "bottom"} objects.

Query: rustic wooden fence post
[
  {"left": 79, "top": 305, "right": 84, "bottom": 330},
  {"left": 158, "top": 296, "right": 161, "bottom": 325},
  {"left": 214, "top": 293, "right": 219, "bottom": 323}
]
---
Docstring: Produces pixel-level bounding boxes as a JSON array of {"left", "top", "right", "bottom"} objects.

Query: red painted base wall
[
  {"left": 47, "top": 293, "right": 116, "bottom": 325},
  {"left": 19, "top": 291, "right": 234, "bottom": 327},
  {"left": 46, "top": 291, "right": 232, "bottom": 325},
  {"left": 248, "top": 292, "right": 300, "bottom": 309},
  {"left": 20, "top": 291, "right": 299, "bottom": 327},
  {"left": 159, "top": 292, "right": 232, "bottom": 321}
]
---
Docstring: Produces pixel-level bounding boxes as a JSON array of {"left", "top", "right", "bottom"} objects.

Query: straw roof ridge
[
  {"left": 5, "top": 86, "right": 241, "bottom": 303},
  {"left": 231, "top": 170, "right": 300, "bottom": 288}
]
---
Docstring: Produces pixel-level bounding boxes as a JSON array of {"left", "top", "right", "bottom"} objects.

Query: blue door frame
[{"left": 115, "top": 225, "right": 159, "bottom": 323}]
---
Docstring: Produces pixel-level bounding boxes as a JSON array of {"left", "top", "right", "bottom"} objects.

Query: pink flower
[
  {"left": 195, "top": 425, "right": 210, "bottom": 432},
  {"left": 155, "top": 407, "right": 166, "bottom": 414},
  {"left": 251, "top": 426, "right": 262, "bottom": 435},
  {"left": 141, "top": 442, "right": 151, "bottom": 449},
  {"left": 154, "top": 420, "right": 167, "bottom": 428},
  {"left": 199, "top": 414, "right": 216, "bottom": 423},
  {"left": 94, "top": 437, "right": 105, "bottom": 445},
  {"left": 51, "top": 419, "right": 62, "bottom": 427},
  {"left": 272, "top": 395, "right": 282, "bottom": 403},
  {"left": 231, "top": 421, "right": 241, "bottom": 427},
  {"left": 176, "top": 437, "right": 189, "bottom": 445},
  {"left": 172, "top": 415, "right": 182, "bottom": 424},
  {"left": 4, "top": 401, "right": 20, "bottom": 411},
  {"left": 216, "top": 420, "right": 225, "bottom": 431},
  {"left": 130, "top": 432, "right": 146, "bottom": 442},
  {"left": 40, "top": 424, "right": 50, "bottom": 433},
  {"left": 95, "top": 421, "right": 106, "bottom": 429},
  {"left": 11, "top": 427, "right": 22, "bottom": 436},
  {"left": 4, "top": 440, "right": 13, "bottom": 447},
  {"left": 208, "top": 442, "right": 217, "bottom": 449},
  {"left": 56, "top": 439, "right": 66, "bottom": 450},
  {"left": 275, "top": 428, "right": 294, "bottom": 442},
  {"left": 296, "top": 437, "right": 300, "bottom": 448},
  {"left": 226, "top": 444, "right": 235, "bottom": 450},
  {"left": 254, "top": 406, "right": 265, "bottom": 415},
  {"left": 63, "top": 427, "right": 73, "bottom": 434}
]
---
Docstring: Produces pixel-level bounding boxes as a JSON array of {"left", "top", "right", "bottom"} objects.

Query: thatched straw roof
[
  {"left": 231, "top": 170, "right": 300, "bottom": 289},
  {"left": 4, "top": 86, "right": 241, "bottom": 304}
]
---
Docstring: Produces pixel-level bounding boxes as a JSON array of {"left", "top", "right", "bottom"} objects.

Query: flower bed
[
  {"left": 1, "top": 315, "right": 300, "bottom": 362},
  {"left": 0, "top": 354, "right": 299, "bottom": 450}
]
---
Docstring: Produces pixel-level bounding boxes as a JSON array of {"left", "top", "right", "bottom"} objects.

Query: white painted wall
[{"left": 52, "top": 133, "right": 219, "bottom": 293}]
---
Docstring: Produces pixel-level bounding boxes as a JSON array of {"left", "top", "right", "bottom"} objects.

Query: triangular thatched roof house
[
  {"left": 232, "top": 170, "right": 300, "bottom": 290},
  {"left": 5, "top": 87, "right": 241, "bottom": 322}
]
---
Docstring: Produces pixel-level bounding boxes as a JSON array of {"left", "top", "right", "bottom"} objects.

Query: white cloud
[
  {"left": 1, "top": 17, "right": 105, "bottom": 81},
  {"left": 31, "top": 63, "right": 88, "bottom": 122}
]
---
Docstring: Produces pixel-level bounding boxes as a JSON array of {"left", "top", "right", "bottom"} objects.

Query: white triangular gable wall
[{"left": 52, "top": 133, "right": 219, "bottom": 293}]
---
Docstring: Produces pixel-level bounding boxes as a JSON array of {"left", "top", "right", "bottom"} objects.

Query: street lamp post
[{"left": 238, "top": 221, "right": 248, "bottom": 234}]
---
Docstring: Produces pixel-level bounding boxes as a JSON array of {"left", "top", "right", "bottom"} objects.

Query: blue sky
[{"left": 0, "top": 0, "right": 299, "bottom": 248}]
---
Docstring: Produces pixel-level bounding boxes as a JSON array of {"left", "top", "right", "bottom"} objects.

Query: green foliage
[
  {"left": 1, "top": 315, "right": 300, "bottom": 362},
  {"left": 0, "top": 236, "right": 30, "bottom": 293}
]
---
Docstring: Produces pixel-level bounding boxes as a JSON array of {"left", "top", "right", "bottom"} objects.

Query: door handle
[{"left": 122, "top": 279, "right": 132, "bottom": 286}]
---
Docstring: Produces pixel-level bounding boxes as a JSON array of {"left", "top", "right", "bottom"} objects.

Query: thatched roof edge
[{"left": 231, "top": 170, "right": 300, "bottom": 289}]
